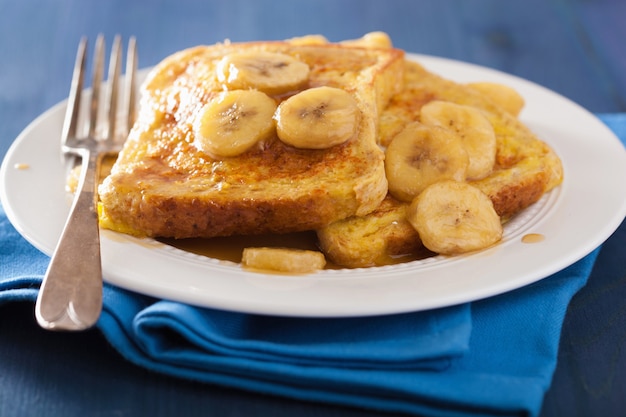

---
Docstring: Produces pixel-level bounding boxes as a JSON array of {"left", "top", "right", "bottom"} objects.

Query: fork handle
[{"left": 35, "top": 151, "right": 103, "bottom": 331}]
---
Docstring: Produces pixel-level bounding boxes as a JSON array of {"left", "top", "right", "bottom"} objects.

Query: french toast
[
  {"left": 317, "top": 59, "right": 563, "bottom": 268},
  {"left": 98, "top": 39, "right": 405, "bottom": 238},
  {"left": 95, "top": 33, "right": 563, "bottom": 271}
]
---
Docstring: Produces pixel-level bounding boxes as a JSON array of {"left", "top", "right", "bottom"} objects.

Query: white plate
[{"left": 2, "top": 54, "right": 626, "bottom": 317}]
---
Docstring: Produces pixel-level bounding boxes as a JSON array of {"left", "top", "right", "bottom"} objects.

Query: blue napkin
[{"left": 1, "top": 114, "right": 624, "bottom": 417}]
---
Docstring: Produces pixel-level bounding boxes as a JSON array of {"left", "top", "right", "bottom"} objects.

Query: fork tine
[
  {"left": 106, "top": 35, "right": 123, "bottom": 140},
  {"left": 124, "top": 36, "right": 138, "bottom": 134},
  {"left": 88, "top": 35, "right": 105, "bottom": 138},
  {"left": 61, "top": 37, "right": 87, "bottom": 144}
]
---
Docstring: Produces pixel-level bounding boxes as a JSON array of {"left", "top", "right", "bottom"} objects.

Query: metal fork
[{"left": 35, "top": 35, "right": 137, "bottom": 331}]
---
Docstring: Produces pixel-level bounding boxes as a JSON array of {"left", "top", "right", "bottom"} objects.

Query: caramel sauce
[
  {"left": 160, "top": 231, "right": 433, "bottom": 270},
  {"left": 97, "top": 157, "right": 428, "bottom": 270},
  {"left": 522, "top": 233, "right": 545, "bottom": 244},
  {"left": 160, "top": 231, "right": 322, "bottom": 264}
]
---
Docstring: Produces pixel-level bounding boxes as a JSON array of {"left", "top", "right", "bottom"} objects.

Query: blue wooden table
[{"left": 1, "top": 1, "right": 625, "bottom": 416}]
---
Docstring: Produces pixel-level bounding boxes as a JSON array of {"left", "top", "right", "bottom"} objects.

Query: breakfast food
[
  {"left": 385, "top": 122, "right": 469, "bottom": 202},
  {"left": 406, "top": 180, "right": 503, "bottom": 255},
  {"left": 97, "top": 38, "right": 405, "bottom": 240},
  {"left": 466, "top": 82, "right": 525, "bottom": 116},
  {"left": 274, "top": 86, "right": 361, "bottom": 149},
  {"left": 94, "top": 32, "right": 563, "bottom": 272},
  {"left": 193, "top": 89, "right": 278, "bottom": 158},
  {"left": 317, "top": 59, "right": 563, "bottom": 267},
  {"left": 242, "top": 247, "right": 326, "bottom": 273},
  {"left": 215, "top": 51, "right": 310, "bottom": 95},
  {"left": 419, "top": 100, "right": 497, "bottom": 181}
]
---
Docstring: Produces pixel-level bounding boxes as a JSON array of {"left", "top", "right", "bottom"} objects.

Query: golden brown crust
[
  {"left": 473, "top": 158, "right": 550, "bottom": 220},
  {"left": 317, "top": 195, "right": 424, "bottom": 268},
  {"left": 98, "top": 41, "right": 404, "bottom": 238}
]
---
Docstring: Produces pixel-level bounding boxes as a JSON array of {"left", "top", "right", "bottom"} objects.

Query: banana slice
[
  {"left": 216, "top": 51, "right": 310, "bottom": 95},
  {"left": 407, "top": 180, "right": 503, "bottom": 255},
  {"left": 466, "top": 82, "right": 525, "bottom": 117},
  {"left": 420, "top": 100, "right": 496, "bottom": 180},
  {"left": 340, "top": 31, "right": 393, "bottom": 48},
  {"left": 286, "top": 34, "right": 329, "bottom": 45},
  {"left": 274, "top": 86, "right": 360, "bottom": 149},
  {"left": 242, "top": 247, "right": 326, "bottom": 273},
  {"left": 194, "top": 89, "right": 277, "bottom": 158},
  {"left": 385, "top": 122, "right": 468, "bottom": 202}
]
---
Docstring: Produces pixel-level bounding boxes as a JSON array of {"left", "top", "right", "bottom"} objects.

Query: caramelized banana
[
  {"left": 340, "top": 31, "right": 393, "bottom": 48},
  {"left": 420, "top": 100, "right": 496, "bottom": 180},
  {"left": 286, "top": 34, "right": 329, "bottom": 45},
  {"left": 385, "top": 122, "right": 468, "bottom": 202},
  {"left": 194, "top": 90, "right": 277, "bottom": 158},
  {"left": 216, "top": 51, "right": 310, "bottom": 95},
  {"left": 407, "top": 180, "right": 503, "bottom": 255},
  {"left": 466, "top": 82, "right": 525, "bottom": 116},
  {"left": 275, "top": 86, "right": 360, "bottom": 149},
  {"left": 242, "top": 247, "right": 326, "bottom": 273}
]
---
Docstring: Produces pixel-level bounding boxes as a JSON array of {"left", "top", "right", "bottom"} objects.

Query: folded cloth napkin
[{"left": 0, "top": 114, "right": 624, "bottom": 417}]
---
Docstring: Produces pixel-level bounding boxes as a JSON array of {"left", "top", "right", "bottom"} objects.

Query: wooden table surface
[{"left": 1, "top": 1, "right": 625, "bottom": 416}]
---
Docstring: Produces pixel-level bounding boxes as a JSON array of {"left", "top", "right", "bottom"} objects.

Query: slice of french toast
[
  {"left": 98, "top": 40, "right": 405, "bottom": 238},
  {"left": 317, "top": 59, "right": 563, "bottom": 268}
]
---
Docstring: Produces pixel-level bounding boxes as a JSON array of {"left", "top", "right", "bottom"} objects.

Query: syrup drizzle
[{"left": 521, "top": 233, "right": 545, "bottom": 244}]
